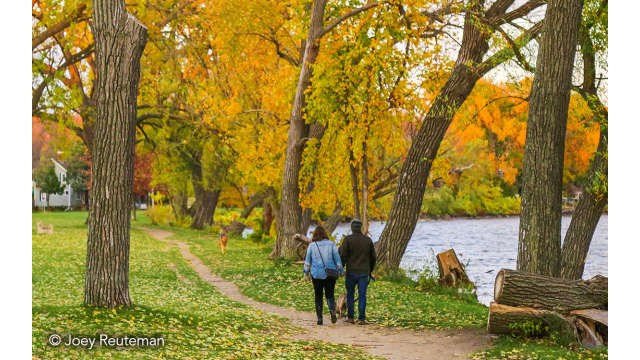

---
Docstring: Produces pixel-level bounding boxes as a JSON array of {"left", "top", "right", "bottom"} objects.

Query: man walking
[{"left": 339, "top": 219, "right": 376, "bottom": 324}]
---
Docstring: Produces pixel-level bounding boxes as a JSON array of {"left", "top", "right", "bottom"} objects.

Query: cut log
[
  {"left": 487, "top": 302, "right": 577, "bottom": 338},
  {"left": 571, "top": 309, "right": 608, "bottom": 345},
  {"left": 575, "top": 317, "right": 604, "bottom": 348},
  {"left": 494, "top": 269, "right": 607, "bottom": 311},
  {"left": 436, "top": 249, "right": 473, "bottom": 287}
]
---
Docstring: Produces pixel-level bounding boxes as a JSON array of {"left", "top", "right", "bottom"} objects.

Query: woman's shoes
[
  {"left": 344, "top": 318, "right": 355, "bottom": 324},
  {"left": 317, "top": 319, "right": 323, "bottom": 325}
]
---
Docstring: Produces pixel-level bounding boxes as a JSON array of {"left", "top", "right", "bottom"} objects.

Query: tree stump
[
  {"left": 436, "top": 249, "right": 473, "bottom": 287},
  {"left": 494, "top": 269, "right": 607, "bottom": 311}
]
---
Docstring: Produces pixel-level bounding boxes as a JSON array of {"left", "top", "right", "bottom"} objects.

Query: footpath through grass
[
  {"left": 32, "top": 211, "right": 378, "bottom": 359},
  {"left": 144, "top": 216, "right": 487, "bottom": 330},
  {"left": 138, "top": 211, "right": 608, "bottom": 360}
]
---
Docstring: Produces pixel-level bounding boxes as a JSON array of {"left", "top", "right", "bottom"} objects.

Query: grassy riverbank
[
  {"left": 33, "top": 211, "right": 607, "bottom": 359},
  {"left": 32, "top": 211, "right": 377, "bottom": 359},
  {"left": 139, "top": 212, "right": 607, "bottom": 359}
]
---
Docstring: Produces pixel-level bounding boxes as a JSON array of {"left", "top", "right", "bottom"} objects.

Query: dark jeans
[
  {"left": 345, "top": 272, "right": 369, "bottom": 320},
  {"left": 312, "top": 277, "right": 336, "bottom": 320}
]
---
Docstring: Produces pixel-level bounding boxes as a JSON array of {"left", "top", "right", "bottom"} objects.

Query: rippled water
[{"left": 328, "top": 215, "right": 608, "bottom": 305}]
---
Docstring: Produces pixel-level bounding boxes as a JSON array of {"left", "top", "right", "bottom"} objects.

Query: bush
[
  {"left": 422, "top": 187, "right": 456, "bottom": 216},
  {"left": 146, "top": 205, "right": 175, "bottom": 225}
]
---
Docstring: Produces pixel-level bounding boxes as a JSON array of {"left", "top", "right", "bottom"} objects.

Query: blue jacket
[{"left": 303, "top": 239, "right": 344, "bottom": 279}]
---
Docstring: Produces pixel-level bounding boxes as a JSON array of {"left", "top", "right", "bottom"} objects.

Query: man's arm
[
  {"left": 339, "top": 237, "right": 349, "bottom": 267},
  {"left": 369, "top": 239, "right": 376, "bottom": 273}
]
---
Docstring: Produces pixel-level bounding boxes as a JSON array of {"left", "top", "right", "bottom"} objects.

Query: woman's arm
[
  {"left": 332, "top": 243, "right": 344, "bottom": 274},
  {"left": 303, "top": 245, "right": 312, "bottom": 274}
]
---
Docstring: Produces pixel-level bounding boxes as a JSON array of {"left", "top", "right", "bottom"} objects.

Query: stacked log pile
[{"left": 488, "top": 269, "right": 608, "bottom": 348}]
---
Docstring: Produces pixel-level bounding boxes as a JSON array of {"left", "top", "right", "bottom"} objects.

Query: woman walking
[{"left": 303, "top": 226, "right": 344, "bottom": 325}]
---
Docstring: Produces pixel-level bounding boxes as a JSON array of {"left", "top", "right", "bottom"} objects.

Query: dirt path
[{"left": 143, "top": 227, "right": 492, "bottom": 360}]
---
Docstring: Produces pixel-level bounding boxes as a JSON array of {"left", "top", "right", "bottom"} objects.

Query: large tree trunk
[
  {"left": 517, "top": 0, "right": 584, "bottom": 277},
  {"left": 275, "top": 0, "right": 327, "bottom": 258},
  {"left": 189, "top": 167, "right": 220, "bottom": 230},
  {"left": 374, "top": 3, "right": 490, "bottom": 270},
  {"left": 84, "top": 0, "right": 147, "bottom": 307},
  {"left": 560, "top": 29, "right": 608, "bottom": 280},
  {"left": 494, "top": 269, "right": 607, "bottom": 311}
]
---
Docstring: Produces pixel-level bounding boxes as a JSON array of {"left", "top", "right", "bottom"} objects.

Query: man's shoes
[
  {"left": 357, "top": 319, "right": 367, "bottom": 325},
  {"left": 330, "top": 311, "right": 337, "bottom": 324},
  {"left": 344, "top": 318, "right": 355, "bottom": 324},
  {"left": 317, "top": 319, "right": 323, "bottom": 325}
]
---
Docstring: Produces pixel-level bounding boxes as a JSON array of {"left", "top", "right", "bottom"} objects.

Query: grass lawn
[
  {"left": 33, "top": 210, "right": 608, "bottom": 359},
  {"left": 32, "top": 211, "right": 378, "bottom": 359}
]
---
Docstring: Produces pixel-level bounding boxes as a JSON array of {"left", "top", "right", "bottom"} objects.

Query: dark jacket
[{"left": 339, "top": 231, "right": 376, "bottom": 274}]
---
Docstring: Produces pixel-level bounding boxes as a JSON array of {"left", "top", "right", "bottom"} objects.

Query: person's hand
[{"left": 304, "top": 273, "right": 311, "bottom": 282}]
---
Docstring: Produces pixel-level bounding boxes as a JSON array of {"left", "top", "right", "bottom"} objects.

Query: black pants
[{"left": 312, "top": 277, "right": 336, "bottom": 319}]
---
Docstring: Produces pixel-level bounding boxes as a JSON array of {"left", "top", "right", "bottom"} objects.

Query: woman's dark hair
[{"left": 311, "top": 226, "right": 329, "bottom": 242}]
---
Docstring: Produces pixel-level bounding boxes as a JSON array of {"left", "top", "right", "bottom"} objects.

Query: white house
[{"left": 33, "top": 159, "right": 83, "bottom": 209}]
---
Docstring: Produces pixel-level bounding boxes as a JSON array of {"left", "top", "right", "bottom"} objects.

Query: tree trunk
[
  {"left": 517, "top": 0, "right": 584, "bottom": 277},
  {"left": 560, "top": 29, "right": 608, "bottom": 280},
  {"left": 487, "top": 302, "right": 577, "bottom": 338},
  {"left": 349, "top": 150, "right": 361, "bottom": 219},
  {"left": 227, "top": 192, "right": 268, "bottom": 236},
  {"left": 131, "top": 196, "right": 137, "bottom": 221},
  {"left": 189, "top": 167, "right": 220, "bottom": 230},
  {"left": 361, "top": 142, "right": 370, "bottom": 235},
  {"left": 263, "top": 199, "right": 275, "bottom": 235},
  {"left": 494, "top": 269, "right": 607, "bottom": 311},
  {"left": 275, "top": 0, "right": 327, "bottom": 258},
  {"left": 84, "top": 0, "right": 147, "bottom": 307},
  {"left": 323, "top": 204, "right": 343, "bottom": 235},
  {"left": 560, "top": 125, "right": 607, "bottom": 280},
  {"left": 374, "top": 4, "right": 490, "bottom": 270}
]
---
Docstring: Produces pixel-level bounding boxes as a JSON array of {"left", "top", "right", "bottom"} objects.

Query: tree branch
[
  {"left": 32, "top": 4, "right": 88, "bottom": 50},
  {"left": 319, "top": 2, "right": 379, "bottom": 38},
  {"left": 475, "top": 20, "right": 543, "bottom": 77},
  {"left": 485, "top": 0, "right": 545, "bottom": 26}
]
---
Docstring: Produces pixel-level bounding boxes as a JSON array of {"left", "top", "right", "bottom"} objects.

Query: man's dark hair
[{"left": 312, "top": 225, "right": 329, "bottom": 242}]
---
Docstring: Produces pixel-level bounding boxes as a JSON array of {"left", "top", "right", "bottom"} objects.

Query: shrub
[
  {"left": 422, "top": 186, "right": 456, "bottom": 216},
  {"left": 146, "top": 205, "right": 175, "bottom": 225}
]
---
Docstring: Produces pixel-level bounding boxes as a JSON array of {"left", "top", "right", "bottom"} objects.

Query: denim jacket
[{"left": 303, "top": 239, "right": 344, "bottom": 279}]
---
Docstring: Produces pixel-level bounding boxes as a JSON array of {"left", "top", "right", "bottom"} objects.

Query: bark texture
[
  {"left": 487, "top": 302, "right": 577, "bottom": 338},
  {"left": 560, "top": 26, "right": 608, "bottom": 280},
  {"left": 275, "top": 0, "right": 327, "bottom": 258},
  {"left": 190, "top": 167, "right": 221, "bottom": 230},
  {"left": 374, "top": 1, "right": 491, "bottom": 270},
  {"left": 494, "top": 269, "right": 607, "bottom": 311},
  {"left": 517, "top": 0, "right": 585, "bottom": 276},
  {"left": 274, "top": 1, "right": 378, "bottom": 258},
  {"left": 84, "top": 0, "right": 147, "bottom": 307}
]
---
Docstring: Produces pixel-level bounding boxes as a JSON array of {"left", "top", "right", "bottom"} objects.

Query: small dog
[
  {"left": 336, "top": 294, "right": 359, "bottom": 318},
  {"left": 218, "top": 233, "right": 228, "bottom": 254}
]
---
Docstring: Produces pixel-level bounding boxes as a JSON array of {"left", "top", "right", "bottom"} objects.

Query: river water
[{"left": 328, "top": 215, "right": 608, "bottom": 305}]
